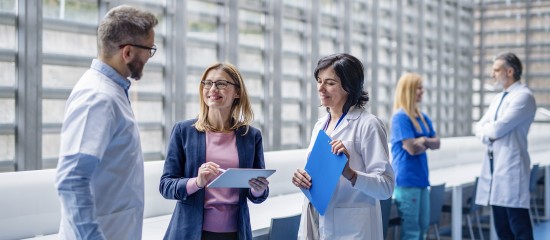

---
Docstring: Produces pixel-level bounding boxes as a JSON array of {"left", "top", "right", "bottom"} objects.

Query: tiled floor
[
  {"left": 434, "top": 219, "right": 549, "bottom": 240},
  {"left": 534, "top": 219, "right": 550, "bottom": 240}
]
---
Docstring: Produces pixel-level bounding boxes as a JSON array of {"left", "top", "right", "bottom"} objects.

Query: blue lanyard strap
[{"left": 323, "top": 112, "right": 348, "bottom": 131}]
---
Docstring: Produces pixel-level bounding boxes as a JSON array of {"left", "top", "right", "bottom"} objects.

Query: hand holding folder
[{"left": 301, "top": 130, "right": 348, "bottom": 215}]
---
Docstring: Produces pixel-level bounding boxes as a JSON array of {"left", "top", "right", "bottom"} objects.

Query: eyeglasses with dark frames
[
  {"left": 119, "top": 44, "right": 157, "bottom": 57},
  {"left": 201, "top": 80, "right": 239, "bottom": 89}
]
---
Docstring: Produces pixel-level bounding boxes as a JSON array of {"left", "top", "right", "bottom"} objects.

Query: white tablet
[{"left": 207, "top": 168, "right": 276, "bottom": 188}]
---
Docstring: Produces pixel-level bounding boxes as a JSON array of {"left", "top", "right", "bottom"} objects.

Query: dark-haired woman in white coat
[{"left": 292, "top": 53, "right": 395, "bottom": 240}]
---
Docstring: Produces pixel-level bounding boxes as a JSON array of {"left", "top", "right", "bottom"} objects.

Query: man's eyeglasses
[
  {"left": 119, "top": 44, "right": 157, "bottom": 57},
  {"left": 201, "top": 80, "right": 239, "bottom": 90}
]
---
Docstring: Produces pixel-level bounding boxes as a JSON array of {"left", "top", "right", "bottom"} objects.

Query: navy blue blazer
[{"left": 159, "top": 119, "right": 269, "bottom": 240}]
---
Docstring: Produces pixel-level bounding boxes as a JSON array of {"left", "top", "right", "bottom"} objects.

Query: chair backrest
[
  {"left": 380, "top": 198, "right": 393, "bottom": 239},
  {"left": 529, "top": 164, "right": 540, "bottom": 193},
  {"left": 467, "top": 177, "right": 482, "bottom": 214},
  {"left": 268, "top": 213, "right": 301, "bottom": 240},
  {"left": 429, "top": 183, "right": 446, "bottom": 225}
]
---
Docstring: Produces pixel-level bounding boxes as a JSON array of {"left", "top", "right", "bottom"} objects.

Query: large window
[
  {"left": 0, "top": 0, "right": 16, "bottom": 172},
  {"left": 9, "top": 0, "right": 532, "bottom": 172},
  {"left": 474, "top": 0, "right": 550, "bottom": 125}
]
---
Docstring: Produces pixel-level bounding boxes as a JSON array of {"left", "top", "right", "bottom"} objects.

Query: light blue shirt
[{"left": 55, "top": 59, "right": 144, "bottom": 240}]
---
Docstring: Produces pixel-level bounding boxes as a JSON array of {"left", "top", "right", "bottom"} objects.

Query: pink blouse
[{"left": 187, "top": 131, "right": 239, "bottom": 233}]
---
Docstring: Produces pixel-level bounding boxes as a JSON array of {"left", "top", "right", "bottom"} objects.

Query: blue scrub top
[{"left": 390, "top": 109, "right": 436, "bottom": 188}]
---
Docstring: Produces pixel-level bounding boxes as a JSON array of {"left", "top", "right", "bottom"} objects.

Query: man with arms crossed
[
  {"left": 55, "top": 5, "right": 158, "bottom": 239},
  {"left": 475, "top": 52, "right": 537, "bottom": 240}
]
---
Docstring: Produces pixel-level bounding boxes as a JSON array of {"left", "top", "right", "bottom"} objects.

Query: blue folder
[{"left": 301, "top": 129, "right": 348, "bottom": 215}]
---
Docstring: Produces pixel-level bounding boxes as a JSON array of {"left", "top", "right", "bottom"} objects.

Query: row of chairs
[
  {"left": 267, "top": 165, "right": 543, "bottom": 240},
  {"left": 381, "top": 181, "right": 487, "bottom": 240},
  {"left": 381, "top": 164, "right": 543, "bottom": 240},
  {"left": 268, "top": 183, "right": 449, "bottom": 240},
  {"left": 381, "top": 183, "right": 447, "bottom": 240}
]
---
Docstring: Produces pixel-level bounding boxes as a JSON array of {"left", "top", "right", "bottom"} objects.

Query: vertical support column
[
  {"left": 436, "top": 0, "right": 443, "bottom": 136},
  {"left": 417, "top": 0, "right": 424, "bottom": 74},
  {"left": 477, "top": 0, "right": 486, "bottom": 118},
  {"left": 524, "top": 0, "right": 531, "bottom": 87},
  {"left": 453, "top": 1, "right": 460, "bottom": 136},
  {"left": 451, "top": 185, "right": 463, "bottom": 240},
  {"left": 310, "top": 0, "right": 320, "bottom": 128},
  {"left": 217, "top": 1, "right": 226, "bottom": 61},
  {"left": 271, "top": 0, "right": 282, "bottom": 150},
  {"left": 465, "top": 5, "right": 475, "bottom": 135},
  {"left": 343, "top": 0, "right": 351, "bottom": 53},
  {"left": 300, "top": 5, "right": 310, "bottom": 148},
  {"left": 169, "top": 0, "right": 186, "bottom": 141},
  {"left": 227, "top": 0, "right": 239, "bottom": 65},
  {"left": 98, "top": 1, "right": 109, "bottom": 19},
  {"left": 396, "top": 0, "right": 403, "bottom": 77},
  {"left": 370, "top": 0, "right": 379, "bottom": 116},
  {"left": 16, "top": 0, "right": 42, "bottom": 171}
]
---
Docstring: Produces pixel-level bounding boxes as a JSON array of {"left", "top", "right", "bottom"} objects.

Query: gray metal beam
[
  {"left": 418, "top": 0, "right": 424, "bottom": 74},
  {"left": 227, "top": 0, "right": 239, "bottom": 64},
  {"left": 475, "top": 27, "right": 549, "bottom": 35},
  {"left": 343, "top": 0, "right": 351, "bottom": 53},
  {"left": 217, "top": 2, "right": 226, "bottom": 61},
  {"left": 475, "top": 42, "right": 550, "bottom": 49},
  {"left": 0, "top": 124, "right": 15, "bottom": 135},
  {"left": 436, "top": 0, "right": 443, "bottom": 136},
  {"left": 453, "top": 1, "right": 460, "bottom": 136},
  {"left": 0, "top": 12, "right": 16, "bottom": 25},
  {"left": 396, "top": 0, "right": 403, "bottom": 77},
  {"left": 370, "top": 0, "right": 379, "bottom": 116},
  {"left": 42, "top": 53, "right": 92, "bottom": 67},
  {"left": 465, "top": 6, "right": 475, "bottom": 135},
  {"left": 262, "top": 7, "right": 271, "bottom": 151},
  {"left": 310, "top": 0, "right": 320, "bottom": 132},
  {"left": 43, "top": 18, "right": 96, "bottom": 34},
  {"left": 271, "top": 0, "right": 282, "bottom": 150},
  {"left": 0, "top": 49, "right": 15, "bottom": 62},
  {"left": 477, "top": 0, "right": 486, "bottom": 120},
  {"left": 168, "top": 0, "right": 186, "bottom": 150},
  {"left": 524, "top": 0, "right": 531, "bottom": 87},
  {"left": 16, "top": 0, "right": 42, "bottom": 171},
  {"left": 0, "top": 86, "right": 14, "bottom": 98}
]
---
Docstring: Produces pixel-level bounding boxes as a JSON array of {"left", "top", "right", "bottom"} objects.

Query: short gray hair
[
  {"left": 494, "top": 52, "right": 523, "bottom": 81},
  {"left": 98, "top": 5, "right": 158, "bottom": 58}
]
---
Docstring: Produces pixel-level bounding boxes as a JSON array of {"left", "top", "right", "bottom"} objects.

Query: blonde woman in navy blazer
[{"left": 159, "top": 63, "right": 269, "bottom": 240}]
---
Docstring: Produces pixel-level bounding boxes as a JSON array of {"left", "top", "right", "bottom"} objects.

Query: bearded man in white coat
[{"left": 475, "top": 52, "right": 536, "bottom": 240}]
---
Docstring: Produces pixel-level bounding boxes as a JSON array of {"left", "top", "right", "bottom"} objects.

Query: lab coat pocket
[
  {"left": 498, "top": 146, "right": 529, "bottom": 199},
  {"left": 97, "top": 207, "right": 138, "bottom": 239},
  {"left": 334, "top": 207, "right": 372, "bottom": 239}
]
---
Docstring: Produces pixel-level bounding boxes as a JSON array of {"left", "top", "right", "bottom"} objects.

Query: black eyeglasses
[
  {"left": 201, "top": 80, "right": 239, "bottom": 89},
  {"left": 119, "top": 44, "right": 157, "bottom": 57}
]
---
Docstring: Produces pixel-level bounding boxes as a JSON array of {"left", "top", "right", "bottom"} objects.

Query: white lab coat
[
  {"left": 297, "top": 107, "right": 395, "bottom": 240},
  {"left": 474, "top": 82, "right": 536, "bottom": 209}
]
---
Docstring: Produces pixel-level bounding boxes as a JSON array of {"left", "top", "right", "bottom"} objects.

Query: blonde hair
[
  {"left": 194, "top": 62, "right": 254, "bottom": 135},
  {"left": 393, "top": 73, "right": 429, "bottom": 133}
]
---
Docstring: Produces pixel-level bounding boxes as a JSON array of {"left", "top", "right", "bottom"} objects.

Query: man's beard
[
  {"left": 127, "top": 58, "right": 144, "bottom": 80},
  {"left": 493, "top": 77, "right": 505, "bottom": 90}
]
